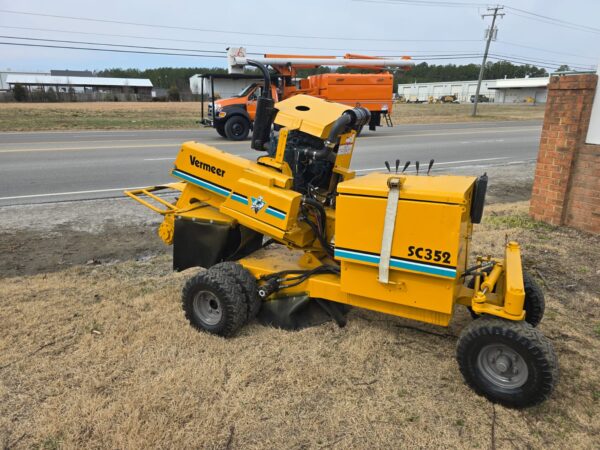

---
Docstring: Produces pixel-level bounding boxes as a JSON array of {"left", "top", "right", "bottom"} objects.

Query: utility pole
[{"left": 472, "top": 5, "right": 504, "bottom": 117}]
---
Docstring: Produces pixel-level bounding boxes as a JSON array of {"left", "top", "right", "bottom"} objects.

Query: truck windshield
[{"left": 233, "top": 84, "right": 259, "bottom": 98}]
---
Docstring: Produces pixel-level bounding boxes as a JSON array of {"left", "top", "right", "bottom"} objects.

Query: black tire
[
  {"left": 456, "top": 318, "right": 558, "bottom": 408},
  {"left": 224, "top": 116, "right": 250, "bottom": 141},
  {"left": 355, "top": 125, "right": 364, "bottom": 137},
  {"left": 467, "top": 269, "right": 545, "bottom": 327},
  {"left": 209, "top": 262, "right": 261, "bottom": 319},
  {"left": 181, "top": 269, "right": 247, "bottom": 337},
  {"left": 215, "top": 123, "right": 227, "bottom": 138},
  {"left": 522, "top": 271, "right": 545, "bottom": 327}
]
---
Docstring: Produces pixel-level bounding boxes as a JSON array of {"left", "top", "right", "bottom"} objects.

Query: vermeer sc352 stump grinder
[{"left": 127, "top": 61, "right": 557, "bottom": 408}]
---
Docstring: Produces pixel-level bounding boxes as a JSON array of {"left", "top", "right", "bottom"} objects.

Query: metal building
[
  {"left": 4, "top": 74, "right": 153, "bottom": 95},
  {"left": 398, "top": 77, "right": 550, "bottom": 103},
  {"left": 490, "top": 77, "right": 549, "bottom": 103}
]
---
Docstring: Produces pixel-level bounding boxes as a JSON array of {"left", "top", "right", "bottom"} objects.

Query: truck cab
[{"left": 209, "top": 83, "right": 280, "bottom": 140}]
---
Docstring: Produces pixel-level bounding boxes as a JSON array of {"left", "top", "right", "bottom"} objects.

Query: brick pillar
[{"left": 530, "top": 74, "right": 600, "bottom": 234}]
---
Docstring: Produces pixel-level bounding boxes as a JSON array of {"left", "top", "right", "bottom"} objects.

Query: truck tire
[
  {"left": 181, "top": 269, "right": 247, "bottom": 337},
  {"left": 209, "top": 262, "right": 261, "bottom": 319},
  {"left": 456, "top": 318, "right": 558, "bottom": 408},
  {"left": 215, "top": 123, "right": 227, "bottom": 138},
  {"left": 224, "top": 116, "right": 250, "bottom": 140}
]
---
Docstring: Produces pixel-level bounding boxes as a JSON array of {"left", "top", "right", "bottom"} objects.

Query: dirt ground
[
  {"left": 0, "top": 101, "right": 544, "bottom": 132},
  {"left": 1, "top": 164, "right": 598, "bottom": 449}
]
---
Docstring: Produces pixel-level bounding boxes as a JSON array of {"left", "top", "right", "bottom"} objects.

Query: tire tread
[
  {"left": 456, "top": 318, "right": 558, "bottom": 408},
  {"left": 181, "top": 269, "right": 246, "bottom": 337}
]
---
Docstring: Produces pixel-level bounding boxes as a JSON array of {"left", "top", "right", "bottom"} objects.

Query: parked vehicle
[
  {"left": 198, "top": 48, "right": 413, "bottom": 140},
  {"left": 470, "top": 94, "right": 490, "bottom": 103}
]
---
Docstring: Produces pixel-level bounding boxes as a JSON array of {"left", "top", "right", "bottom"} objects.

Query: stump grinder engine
[{"left": 127, "top": 61, "right": 557, "bottom": 408}]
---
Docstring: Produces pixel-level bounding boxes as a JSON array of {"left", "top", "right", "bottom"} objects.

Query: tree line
[{"left": 98, "top": 60, "right": 551, "bottom": 94}]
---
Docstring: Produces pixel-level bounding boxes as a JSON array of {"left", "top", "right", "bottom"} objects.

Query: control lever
[
  {"left": 395, "top": 159, "right": 400, "bottom": 174},
  {"left": 384, "top": 161, "right": 391, "bottom": 173},
  {"left": 427, "top": 159, "right": 435, "bottom": 175},
  {"left": 402, "top": 161, "right": 410, "bottom": 173},
  {"left": 416, "top": 161, "right": 420, "bottom": 176}
]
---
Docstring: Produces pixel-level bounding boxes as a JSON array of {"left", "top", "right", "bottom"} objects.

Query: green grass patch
[{"left": 484, "top": 213, "right": 556, "bottom": 231}]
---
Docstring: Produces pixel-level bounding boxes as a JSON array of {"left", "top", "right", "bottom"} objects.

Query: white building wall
[
  {"left": 189, "top": 75, "right": 262, "bottom": 98},
  {"left": 398, "top": 79, "right": 496, "bottom": 102},
  {"left": 497, "top": 87, "right": 547, "bottom": 103}
]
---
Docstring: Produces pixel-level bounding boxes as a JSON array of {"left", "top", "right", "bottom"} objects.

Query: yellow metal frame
[{"left": 126, "top": 94, "right": 529, "bottom": 327}]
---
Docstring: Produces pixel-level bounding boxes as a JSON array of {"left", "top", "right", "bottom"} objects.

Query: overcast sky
[{"left": 0, "top": 0, "right": 598, "bottom": 73}]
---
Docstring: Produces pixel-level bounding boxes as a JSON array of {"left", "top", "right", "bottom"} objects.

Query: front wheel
[
  {"left": 181, "top": 269, "right": 247, "bottom": 337},
  {"left": 215, "top": 123, "right": 227, "bottom": 138},
  {"left": 456, "top": 318, "right": 558, "bottom": 408},
  {"left": 224, "top": 116, "right": 250, "bottom": 140}
]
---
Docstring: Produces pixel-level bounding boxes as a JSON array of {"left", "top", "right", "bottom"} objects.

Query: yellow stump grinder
[{"left": 127, "top": 61, "right": 557, "bottom": 408}]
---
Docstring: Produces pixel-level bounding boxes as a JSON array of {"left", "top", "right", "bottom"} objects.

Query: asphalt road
[{"left": 0, "top": 120, "right": 542, "bottom": 207}]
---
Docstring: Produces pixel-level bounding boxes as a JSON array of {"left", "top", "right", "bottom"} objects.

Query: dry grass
[
  {"left": 0, "top": 101, "right": 544, "bottom": 132},
  {"left": 0, "top": 102, "right": 201, "bottom": 131},
  {"left": 1, "top": 202, "right": 599, "bottom": 449},
  {"left": 390, "top": 103, "right": 545, "bottom": 124}
]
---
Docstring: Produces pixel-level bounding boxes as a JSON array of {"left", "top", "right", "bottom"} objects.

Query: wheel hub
[
  {"left": 193, "top": 291, "right": 222, "bottom": 326},
  {"left": 232, "top": 123, "right": 243, "bottom": 135},
  {"left": 477, "top": 344, "right": 528, "bottom": 389}
]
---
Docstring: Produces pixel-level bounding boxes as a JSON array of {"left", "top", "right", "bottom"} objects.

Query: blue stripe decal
[
  {"left": 265, "top": 207, "right": 286, "bottom": 220},
  {"left": 231, "top": 193, "right": 248, "bottom": 205},
  {"left": 334, "top": 248, "right": 456, "bottom": 278},
  {"left": 172, "top": 170, "right": 230, "bottom": 196}
]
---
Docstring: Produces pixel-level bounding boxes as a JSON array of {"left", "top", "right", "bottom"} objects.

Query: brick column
[{"left": 530, "top": 74, "right": 600, "bottom": 234}]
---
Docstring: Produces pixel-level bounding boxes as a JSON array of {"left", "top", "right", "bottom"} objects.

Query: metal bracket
[{"left": 379, "top": 177, "right": 402, "bottom": 284}]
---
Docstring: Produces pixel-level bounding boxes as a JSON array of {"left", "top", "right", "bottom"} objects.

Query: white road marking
[
  {"left": 353, "top": 156, "right": 511, "bottom": 173},
  {"left": 0, "top": 185, "right": 169, "bottom": 201}
]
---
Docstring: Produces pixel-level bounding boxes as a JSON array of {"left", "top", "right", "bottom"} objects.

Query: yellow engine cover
[
  {"left": 334, "top": 173, "right": 476, "bottom": 321},
  {"left": 274, "top": 94, "right": 352, "bottom": 139}
]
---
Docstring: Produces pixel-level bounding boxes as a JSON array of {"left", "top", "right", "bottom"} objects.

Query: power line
[
  {"left": 353, "top": 0, "right": 487, "bottom": 7},
  {"left": 0, "top": 25, "right": 480, "bottom": 53},
  {"left": 0, "top": 35, "right": 228, "bottom": 55},
  {"left": 355, "top": 1, "right": 600, "bottom": 36},
  {"left": 0, "top": 39, "right": 484, "bottom": 63},
  {"left": 505, "top": 6, "right": 600, "bottom": 35},
  {"left": 490, "top": 52, "right": 594, "bottom": 70},
  {"left": 0, "top": 35, "right": 486, "bottom": 60},
  {"left": 0, "top": 41, "right": 227, "bottom": 59},
  {"left": 489, "top": 53, "right": 594, "bottom": 71},
  {"left": 496, "top": 40, "right": 597, "bottom": 62},
  {"left": 0, "top": 8, "right": 479, "bottom": 43}
]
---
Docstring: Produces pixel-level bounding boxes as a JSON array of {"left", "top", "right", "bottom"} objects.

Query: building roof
[
  {"left": 4, "top": 74, "right": 153, "bottom": 87},
  {"left": 489, "top": 77, "right": 550, "bottom": 89}
]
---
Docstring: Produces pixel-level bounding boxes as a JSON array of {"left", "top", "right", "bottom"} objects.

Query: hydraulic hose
[{"left": 301, "top": 196, "right": 327, "bottom": 231}]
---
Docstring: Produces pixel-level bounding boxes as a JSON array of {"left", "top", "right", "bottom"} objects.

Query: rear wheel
[
  {"left": 456, "top": 318, "right": 558, "bottom": 408},
  {"left": 209, "top": 262, "right": 261, "bottom": 319},
  {"left": 224, "top": 116, "right": 250, "bottom": 140},
  {"left": 181, "top": 269, "right": 247, "bottom": 337}
]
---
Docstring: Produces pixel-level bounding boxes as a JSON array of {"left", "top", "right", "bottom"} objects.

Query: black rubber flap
[{"left": 257, "top": 295, "right": 349, "bottom": 330}]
